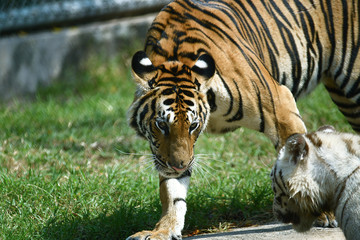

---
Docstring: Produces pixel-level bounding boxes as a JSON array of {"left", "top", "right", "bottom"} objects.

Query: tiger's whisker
[{"left": 116, "top": 149, "right": 153, "bottom": 156}]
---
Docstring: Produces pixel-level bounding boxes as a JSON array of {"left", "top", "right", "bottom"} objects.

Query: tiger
[
  {"left": 270, "top": 125, "right": 360, "bottom": 240},
  {"left": 127, "top": 0, "right": 360, "bottom": 239}
]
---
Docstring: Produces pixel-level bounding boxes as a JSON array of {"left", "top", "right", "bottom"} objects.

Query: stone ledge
[{"left": 0, "top": 13, "right": 156, "bottom": 101}]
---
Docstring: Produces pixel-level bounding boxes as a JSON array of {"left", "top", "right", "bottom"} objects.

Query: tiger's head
[
  {"left": 270, "top": 127, "right": 336, "bottom": 232},
  {"left": 128, "top": 51, "right": 216, "bottom": 178}
]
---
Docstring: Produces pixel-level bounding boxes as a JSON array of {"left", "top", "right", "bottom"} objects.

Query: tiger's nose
[
  {"left": 170, "top": 162, "right": 187, "bottom": 172},
  {"left": 172, "top": 165, "right": 186, "bottom": 172}
]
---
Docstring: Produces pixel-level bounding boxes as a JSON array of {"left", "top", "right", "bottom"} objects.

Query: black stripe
[
  {"left": 347, "top": 121, "right": 360, "bottom": 129},
  {"left": 173, "top": 198, "right": 186, "bottom": 205},
  {"left": 149, "top": 98, "right": 157, "bottom": 120},
  {"left": 332, "top": 99, "right": 359, "bottom": 109},
  {"left": 341, "top": 5, "right": 360, "bottom": 90},
  {"left": 184, "top": 100, "right": 194, "bottom": 107},
  {"left": 130, "top": 90, "right": 158, "bottom": 130},
  {"left": 181, "top": 2, "right": 271, "bottom": 94},
  {"left": 272, "top": 165, "right": 288, "bottom": 194},
  {"left": 334, "top": 0, "right": 349, "bottom": 82},
  {"left": 146, "top": 36, "right": 168, "bottom": 58},
  {"left": 173, "top": 0, "right": 192, "bottom": 12},
  {"left": 182, "top": 0, "right": 231, "bottom": 31},
  {"left": 340, "top": 109, "right": 360, "bottom": 119},
  {"left": 246, "top": 0, "right": 280, "bottom": 56},
  {"left": 276, "top": 22, "right": 302, "bottom": 96},
  {"left": 345, "top": 75, "right": 360, "bottom": 99},
  {"left": 185, "top": 27, "right": 222, "bottom": 50},
  {"left": 294, "top": 1, "right": 316, "bottom": 95},
  {"left": 278, "top": 170, "right": 288, "bottom": 194},
  {"left": 162, "top": 5, "right": 186, "bottom": 24},
  {"left": 157, "top": 83, "right": 196, "bottom": 89},
  {"left": 157, "top": 77, "right": 194, "bottom": 83},
  {"left": 280, "top": 0, "right": 300, "bottom": 26},
  {"left": 219, "top": 1, "right": 262, "bottom": 47},
  {"left": 218, "top": 74, "right": 233, "bottom": 116},
  {"left": 163, "top": 99, "right": 175, "bottom": 105},
  {"left": 268, "top": 0, "right": 292, "bottom": 30},
  {"left": 335, "top": 166, "right": 360, "bottom": 209},
  {"left": 183, "top": 12, "right": 225, "bottom": 41},
  {"left": 264, "top": 36, "right": 280, "bottom": 80},
  {"left": 180, "top": 36, "right": 210, "bottom": 48},
  {"left": 320, "top": 0, "right": 336, "bottom": 70},
  {"left": 158, "top": 66, "right": 191, "bottom": 76},
  {"left": 340, "top": 177, "right": 360, "bottom": 225},
  {"left": 182, "top": 89, "right": 195, "bottom": 98},
  {"left": 324, "top": 85, "right": 344, "bottom": 96},
  {"left": 206, "top": 88, "right": 217, "bottom": 113},
  {"left": 315, "top": 32, "right": 324, "bottom": 81},
  {"left": 139, "top": 104, "right": 149, "bottom": 122},
  {"left": 251, "top": 80, "right": 265, "bottom": 132},
  {"left": 294, "top": 0, "right": 316, "bottom": 41},
  {"left": 226, "top": 80, "right": 243, "bottom": 122}
]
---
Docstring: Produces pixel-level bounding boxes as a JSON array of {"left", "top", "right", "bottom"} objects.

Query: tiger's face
[
  {"left": 128, "top": 51, "right": 216, "bottom": 178},
  {"left": 270, "top": 133, "right": 321, "bottom": 232},
  {"left": 271, "top": 169, "right": 318, "bottom": 232}
]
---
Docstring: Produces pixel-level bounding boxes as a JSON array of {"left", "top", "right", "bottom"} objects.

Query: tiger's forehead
[
  {"left": 147, "top": 60, "right": 202, "bottom": 91},
  {"left": 159, "top": 108, "right": 196, "bottom": 124},
  {"left": 158, "top": 89, "right": 197, "bottom": 124},
  {"left": 145, "top": 13, "right": 205, "bottom": 68}
]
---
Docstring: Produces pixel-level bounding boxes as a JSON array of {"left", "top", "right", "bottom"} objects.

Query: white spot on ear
[
  {"left": 140, "top": 57, "right": 152, "bottom": 66},
  {"left": 195, "top": 59, "right": 208, "bottom": 69},
  {"left": 322, "top": 129, "right": 334, "bottom": 133}
]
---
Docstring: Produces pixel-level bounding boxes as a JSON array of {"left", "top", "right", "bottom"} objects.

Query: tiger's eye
[
  {"left": 157, "top": 121, "right": 167, "bottom": 130},
  {"left": 189, "top": 122, "right": 199, "bottom": 133},
  {"left": 155, "top": 120, "right": 169, "bottom": 135}
]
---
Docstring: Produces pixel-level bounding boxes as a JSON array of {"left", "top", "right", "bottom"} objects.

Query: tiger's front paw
[
  {"left": 126, "top": 230, "right": 182, "bottom": 240},
  {"left": 315, "top": 212, "right": 338, "bottom": 228}
]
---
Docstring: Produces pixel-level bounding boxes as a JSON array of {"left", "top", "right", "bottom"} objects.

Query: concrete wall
[{"left": 0, "top": 13, "right": 156, "bottom": 101}]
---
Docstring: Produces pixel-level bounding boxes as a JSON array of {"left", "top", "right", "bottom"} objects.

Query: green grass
[{"left": 0, "top": 51, "right": 353, "bottom": 239}]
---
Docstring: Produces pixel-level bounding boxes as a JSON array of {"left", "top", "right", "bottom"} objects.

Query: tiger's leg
[
  {"left": 314, "top": 211, "right": 338, "bottom": 228},
  {"left": 127, "top": 174, "right": 190, "bottom": 240}
]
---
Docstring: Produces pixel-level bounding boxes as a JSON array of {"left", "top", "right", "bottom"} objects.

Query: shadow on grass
[
  {"left": 39, "top": 192, "right": 273, "bottom": 240},
  {"left": 40, "top": 204, "right": 162, "bottom": 240},
  {"left": 183, "top": 189, "right": 274, "bottom": 235}
]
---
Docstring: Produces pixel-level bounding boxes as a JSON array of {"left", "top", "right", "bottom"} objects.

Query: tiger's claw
[
  {"left": 315, "top": 212, "right": 338, "bottom": 228},
  {"left": 126, "top": 230, "right": 182, "bottom": 240}
]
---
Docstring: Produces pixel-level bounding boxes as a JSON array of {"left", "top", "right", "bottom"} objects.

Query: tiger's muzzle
[{"left": 154, "top": 155, "right": 194, "bottom": 178}]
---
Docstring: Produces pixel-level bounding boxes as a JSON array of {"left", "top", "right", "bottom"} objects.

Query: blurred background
[{"left": 0, "top": 0, "right": 171, "bottom": 101}]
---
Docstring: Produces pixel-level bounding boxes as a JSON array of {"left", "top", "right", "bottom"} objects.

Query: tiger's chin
[
  {"left": 292, "top": 219, "right": 315, "bottom": 232},
  {"left": 273, "top": 202, "right": 317, "bottom": 233},
  {"left": 156, "top": 165, "right": 192, "bottom": 179},
  {"left": 159, "top": 170, "right": 183, "bottom": 178}
]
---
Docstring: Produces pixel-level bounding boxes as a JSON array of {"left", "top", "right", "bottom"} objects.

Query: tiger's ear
[
  {"left": 283, "top": 133, "right": 308, "bottom": 165},
  {"left": 191, "top": 54, "right": 216, "bottom": 91},
  {"left": 131, "top": 51, "right": 157, "bottom": 91},
  {"left": 317, "top": 125, "right": 335, "bottom": 133}
]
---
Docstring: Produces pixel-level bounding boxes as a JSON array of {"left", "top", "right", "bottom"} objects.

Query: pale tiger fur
[
  {"left": 127, "top": 0, "right": 360, "bottom": 239},
  {"left": 271, "top": 126, "right": 360, "bottom": 240}
]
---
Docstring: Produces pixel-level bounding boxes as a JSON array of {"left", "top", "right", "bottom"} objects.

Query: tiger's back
[
  {"left": 271, "top": 126, "right": 360, "bottom": 239},
  {"left": 143, "top": 0, "right": 360, "bottom": 143}
]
